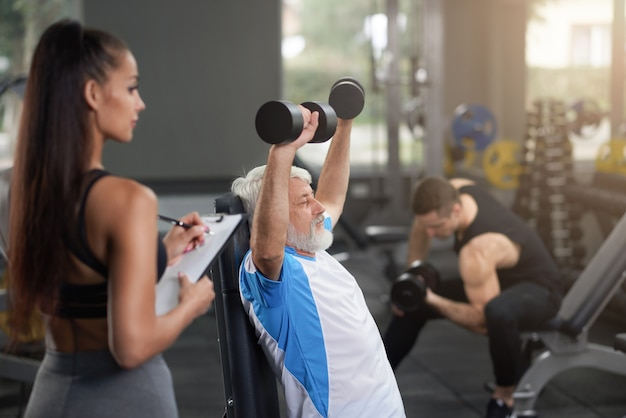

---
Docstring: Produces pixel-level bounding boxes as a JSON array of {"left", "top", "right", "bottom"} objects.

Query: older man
[{"left": 231, "top": 107, "right": 405, "bottom": 418}]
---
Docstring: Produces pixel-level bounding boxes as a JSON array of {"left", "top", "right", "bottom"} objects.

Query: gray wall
[
  {"left": 84, "top": 1, "right": 281, "bottom": 189},
  {"left": 83, "top": 1, "right": 527, "bottom": 193},
  {"left": 442, "top": 0, "right": 527, "bottom": 142}
]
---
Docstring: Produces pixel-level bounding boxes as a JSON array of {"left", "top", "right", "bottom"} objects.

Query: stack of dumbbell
[
  {"left": 512, "top": 101, "right": 552, "bottom": 225},
  {"left": 537, "top": 103, "right": 581, "bottom": 268},
  {"left": 514, "top": 99, "right": 583, "bottom": 268}
]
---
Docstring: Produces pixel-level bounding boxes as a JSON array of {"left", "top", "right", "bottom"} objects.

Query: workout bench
[
  {"left": 512, "top": 209, "right": 626, "bottom": 417},
  {"left": 212, "top": 192, "right": 280, "bottom": 418}
]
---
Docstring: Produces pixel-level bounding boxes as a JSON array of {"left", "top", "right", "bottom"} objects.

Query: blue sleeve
[{"left": 239, "top": 249, "right": 293, "bottom": 309}]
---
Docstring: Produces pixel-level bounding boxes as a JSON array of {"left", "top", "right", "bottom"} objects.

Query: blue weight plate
[{"left": 451, "top": 103, "right": 497, "bottom": 151}]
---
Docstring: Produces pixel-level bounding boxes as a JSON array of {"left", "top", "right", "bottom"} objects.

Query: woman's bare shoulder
[{"left": 87, "top": 175, "right": 157, "bottom": 220}]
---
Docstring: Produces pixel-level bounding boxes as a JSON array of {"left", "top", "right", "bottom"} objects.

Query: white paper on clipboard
[{"left": 155, "top": 213, "right": 244, "bottom": 315}]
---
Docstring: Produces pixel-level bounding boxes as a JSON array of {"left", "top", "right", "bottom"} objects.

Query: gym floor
[{"left": 1, "top": 194, "right": 625, "bottom": 418}]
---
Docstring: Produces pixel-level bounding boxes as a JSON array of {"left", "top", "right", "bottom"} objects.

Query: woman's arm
[{"left": 92, "top": 177, "right": 214, "bottom": 368}]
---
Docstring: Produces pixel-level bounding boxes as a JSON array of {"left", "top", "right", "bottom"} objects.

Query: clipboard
[{"left": 155, "top": 213, "right": 245, "bottom": 315}]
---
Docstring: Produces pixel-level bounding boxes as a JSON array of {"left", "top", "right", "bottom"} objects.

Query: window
[
  {"left": 526, "top": 0, "right": 613, "bottom": 162},
  {"left": 282, "top": 0, "right": 423, "bottom": 175},
  {"left": 570, "top": 24, "right": 611, "bottom": 67}
]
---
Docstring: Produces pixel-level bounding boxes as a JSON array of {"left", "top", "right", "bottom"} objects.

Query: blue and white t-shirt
[{"left": 239, "top": 218, "right": 405, "bottom": 418}]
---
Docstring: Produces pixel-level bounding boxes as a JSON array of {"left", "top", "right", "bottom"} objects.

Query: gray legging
[
  {"left": 25, "top": 350, "right": 179, "bottom": 418},
  {"left": 383, "top": 278, "right": 561, "bottom": 386}
]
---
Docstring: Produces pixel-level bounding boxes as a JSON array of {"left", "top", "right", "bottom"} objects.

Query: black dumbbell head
[
  {"left": 329, "top": 77, "right": 365, "bottom": 120},
  {"left": 390, "top": 272, "right": 427, "bottom": 312},
  {"left": 255, "top": 100, "right": 304, "bottom": 144},
  {"left": 390, "top": 260, "right": 441, "bottom": 311},
  {"left": 406, "top": 260, "right": 441, "bottom": 291},
  {"left": 301, "top": 101, "right": 337, "bottom": 143}
]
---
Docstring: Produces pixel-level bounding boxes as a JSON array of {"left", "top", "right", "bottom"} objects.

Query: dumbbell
[
  {"left": 255, "top": 77, "right": 365, "bottom": 144},
  {"left": 390, "top": 260, "right": 441, "bottom": 312},
  {"left": 255, "top": 100, "right": 337, "bottom": 145}
]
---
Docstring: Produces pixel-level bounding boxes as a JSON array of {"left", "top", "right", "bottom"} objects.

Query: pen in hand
[{"left": 158, "top": 214, "right": 214, "bottom": 235}]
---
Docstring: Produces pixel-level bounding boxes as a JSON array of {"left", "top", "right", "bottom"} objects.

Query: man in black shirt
[{"left": 383, "top": 176, "right": 563, "bottom": 418}]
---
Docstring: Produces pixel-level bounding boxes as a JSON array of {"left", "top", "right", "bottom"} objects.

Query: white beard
[{"left": 286, "top": 216, "right": 334, "bottom": 253}]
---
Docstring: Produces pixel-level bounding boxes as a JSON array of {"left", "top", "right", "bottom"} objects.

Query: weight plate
[
  {"left": 451, "top": 104, "right": 497, "bottom": 151},
  {"left": 482, "top": 140, "right": 524, "bottom": 190},
  {"left": 595, "top": 138, "right": 626, "bottom": 175}
]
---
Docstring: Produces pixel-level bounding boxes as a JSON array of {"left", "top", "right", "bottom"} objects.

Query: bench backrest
[
  {"left": 213, "top": 192, "right": 279, "bottom": 418},
  {"left": 556, "top": 209, "right": 626, "bottom": 337}
]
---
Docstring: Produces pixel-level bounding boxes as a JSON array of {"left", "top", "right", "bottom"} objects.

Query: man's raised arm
[
  {"left": 315, "top": 118, "right": 353, "bottom": 227},
  {"left": 250, "top": 110, "right": 319, "bottom": 280}
]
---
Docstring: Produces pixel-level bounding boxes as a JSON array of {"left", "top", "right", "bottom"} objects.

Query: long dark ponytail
[{"left": 8, "top": 19, "right": 127, "bottom": 340}]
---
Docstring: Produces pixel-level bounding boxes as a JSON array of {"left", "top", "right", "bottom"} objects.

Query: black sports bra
[{"left": 56, "top": 170, "right": 167, "bottom": 318}]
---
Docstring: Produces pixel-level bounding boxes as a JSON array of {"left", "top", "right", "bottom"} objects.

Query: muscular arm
[
  {"left": 425, "top": 233, "right": 520, "bottom": 334},
  {"left": 405, "top": 216, "right": 432, "bottom": 266},
  {"left": 315, "top": 118, "right": 352, "bottom": 227},
  {"left": 250, "top": 110, "right": 319, "bottom": 280}
]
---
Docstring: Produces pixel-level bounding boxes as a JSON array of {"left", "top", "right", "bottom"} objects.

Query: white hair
[{"left": 231, "top": 164, "right": 312, "bottom": 219}]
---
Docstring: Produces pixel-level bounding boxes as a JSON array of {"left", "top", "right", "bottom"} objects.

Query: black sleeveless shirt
[
  {"left": 56, "top": 169, "right": 167, "bottom": 318},
  {"left": 453, "top": 184, "right": 563, "bottom": 295}
]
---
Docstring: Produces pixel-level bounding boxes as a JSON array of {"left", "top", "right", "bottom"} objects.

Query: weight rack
[{"left": 512, "top": 99, "right": 584, "bottom": 270}]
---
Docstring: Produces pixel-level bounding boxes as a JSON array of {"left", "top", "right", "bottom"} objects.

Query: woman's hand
[
  {"left": 162, "top": 211, "right": 209, "bottom": 266},
  {"left": 178, "top": 273, "right": 215, "bottom": 318}
]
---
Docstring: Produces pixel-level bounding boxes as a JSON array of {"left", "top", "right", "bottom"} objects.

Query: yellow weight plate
[
  {"left": 482, "top": 140, "right": 523, "bottom": 189},
  {"left": 595, "top": 138, "right": 626, "bottom": 175}
]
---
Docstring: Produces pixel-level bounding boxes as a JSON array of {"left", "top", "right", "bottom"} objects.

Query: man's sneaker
[{"left": 486, "top": 398, "right": 512, "bottom": 418}]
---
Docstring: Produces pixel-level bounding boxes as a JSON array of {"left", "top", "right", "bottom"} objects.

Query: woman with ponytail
[{"left": 8, "top": 19, "right": 215, "bottom": 418}]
